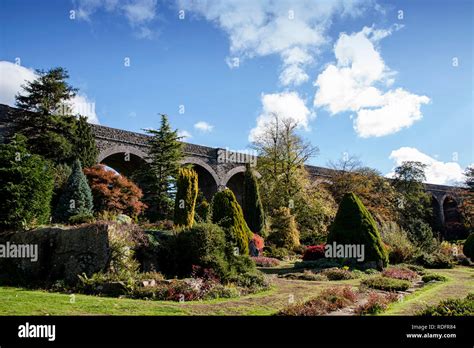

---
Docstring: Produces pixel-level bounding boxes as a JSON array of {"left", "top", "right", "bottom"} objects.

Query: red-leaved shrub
[
  {"left": 303, "top": 244, "right": 326, "bottom": 261},
  {"left": 252, "top": 233, "right": 265, "bottom": 252},
  {"left": 84, "top": 165, "right": 147, "bottom": 218}
]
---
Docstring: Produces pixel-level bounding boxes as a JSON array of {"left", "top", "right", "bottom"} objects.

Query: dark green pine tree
[
  {"left": 327, "top": 192, "right": 388, "bottom": 268},
  {"left": 143, "top": 114, "right": 184, "bottom": 220},
  {"left": 15, "top": 67, "right": 78, "bottom": 164},
  {"left": 242, "top": 164, "right": 266, "bottom": 237},
  {"left": 72, "top": 115, "right": 99, "bottom": 168},
  {"left": 54, "top": 159, "right": 93, "bottom": 222}
]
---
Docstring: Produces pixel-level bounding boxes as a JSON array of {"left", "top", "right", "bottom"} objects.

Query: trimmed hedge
[
  {"left": 361, "top": 276, "right": 411, "bottom": 291},
  {"left": 327, "top": 192, "right": 388, "bottom": 268}
]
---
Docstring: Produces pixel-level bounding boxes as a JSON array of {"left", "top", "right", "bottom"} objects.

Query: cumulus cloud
[
  {"left": 387, "top": 147, "right": 467, "bottom": 185},
  {"left": 178, "top": 130, "right": 192, "bottom": 140},
  {"left": 194, "top": 121, "right": 214, "bottom": 132},
  {"left": 74, "top": 0, "right": 157, "bottom": 38},
  {"left": 0, "top": 61, "right": 99, "bottom": 124},
  {"left": 314, "top": 25, "right": 430, "bottom": 137},
  {"left": 179, "top": 0, "right": 371, "bottom": 86},
  {"left": 249, "top": 91, "right": 314, "bottom": 141}
]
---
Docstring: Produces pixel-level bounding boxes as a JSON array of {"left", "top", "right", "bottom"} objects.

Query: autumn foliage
[{"left": 83, "top": 165, "right": 146, "bottom": 218}]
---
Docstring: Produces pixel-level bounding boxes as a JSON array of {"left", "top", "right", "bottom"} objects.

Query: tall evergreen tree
[
  {"left": 0, "top": 134, "right": 54, "bottom": 230},
  {"left": 174, "top": 167, "right": 199, "bottom": 228},
  {"left": 142, "top": 114, "right": 183, "bottom": 220},
  {"left": 15, "top": 67, "right": 78, "bottom": 164},
  {"left": 72, "top": 115, "right": 98, "bottom": 168},
  {"left": 242, "top": 164, "right": 266, "bottom": 236},
  {"left": 54, "top": 159, "right": 93, "bottom": 222},
  {"left": 211, "top": 189, "right": 252, "bottom": 255}
]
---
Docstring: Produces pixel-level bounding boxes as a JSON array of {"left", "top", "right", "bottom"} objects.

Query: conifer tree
[
  {"left": 72, "top": 115, "right": 98, "bottom": 168},
  {"left": 0, "top": 134, "right": 54, "bottom": 229},
  {"left": 242, "top": 164, "right": 266, "bottom": 236},
  {"left": 211, "top": 189, "right": 252, "bottom": 255},
  {"left": 54, "top": 159, "right": 93, "bottom": 222},
  {"left": 141, "top": 114, "right": 184, "bottom": 220},
  {"left": 268, "top": 207, "right": 300, "bottom": 250},
  {"left": 174, "top": 167, "right": 198, "bottom": 228},
  {"left": 327, "top": 192, "right": 388, "bottom": 268}
]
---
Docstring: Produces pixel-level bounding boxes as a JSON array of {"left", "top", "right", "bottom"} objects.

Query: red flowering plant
[
  {"left": 303, "top": 244, "right": 326, "bottom": 261},
  {"left": 251, "top": 233, "right": 265, "bottom": 253}
]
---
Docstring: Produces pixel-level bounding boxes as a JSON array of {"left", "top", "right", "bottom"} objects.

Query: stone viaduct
[{"left": 0, "top": 104, "right": 465, "bottom": 238}]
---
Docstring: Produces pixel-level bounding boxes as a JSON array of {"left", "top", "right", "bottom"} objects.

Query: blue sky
[{"left": 0, "top": 0, "right": 472, "bottom": 185}]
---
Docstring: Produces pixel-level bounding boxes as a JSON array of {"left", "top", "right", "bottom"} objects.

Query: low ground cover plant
[
  {"left": 277, "top": 286, "right": 358, "bottom": 316},
  {"left": 382, "top": 267, "right": 418, "bottom": 281},
  {"left": 361, "top": 276, "right": 411, "bottom": 292},
  {"left": 322, "top": 267, "right": 359, "bottom": 281},
  {"left": 280, "top": 270, "right": 328, "bottom": 281},
  {"left": 418, "top": 293, "right": 474, "bottom": 316},
  {"left": 355, "top": 292, "right": 399, "bottom": 315},
  {"left": 251, "top": 256, "right": 280, "bottom": 267},
  {"left": 421, "top": 273, "right": 448, "bottom": 283}
]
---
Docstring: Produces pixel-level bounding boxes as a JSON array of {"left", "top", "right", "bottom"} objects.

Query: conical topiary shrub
[
  {"left": 268, "top": 206, "right": 300, "bottom": 250},
  {"left": 54, "top": 159, "right": 93, "bottom": 222},
  {"left": 174, "top": 167, "right": 198, "bottom": 228},
  {"left": 327, "top": 192, "right": 388, "bottom": 268},
  {"left": 242, "top": 164, "right": 266, "bottom": 237},
  {"left": 211, "top": 189, "right": 252, "bottom": 255}
]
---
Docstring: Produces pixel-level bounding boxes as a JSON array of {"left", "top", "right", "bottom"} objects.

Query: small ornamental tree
[
  {"left": 0, "top": 134, "right": 54, "bottom": 230},
  {"left": 268, "top": 207, "right": 300, "bottom": 250},
  {"left": 242, "top": 164, "right": 266, "bottom": 236},
  {"left": 174, "top": 167, "right": 199, "bottom": 228},
  {"left": 327, "top": 192, "right": 388, "bottom": 268},
  {"left": 211, "top": 189, "right": 252, "bottom": 255},
  {"left": 54, "top": 159, "right": 93, "bottom": 222},
  {"left": 83, "top": 165, "right": 146, "bottom": 218}
]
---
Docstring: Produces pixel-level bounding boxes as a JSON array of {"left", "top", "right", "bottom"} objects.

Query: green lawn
[{"left": 0, "top": 266, "right": 472, "bottom": 316}]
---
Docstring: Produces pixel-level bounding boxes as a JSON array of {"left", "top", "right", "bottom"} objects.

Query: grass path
[
  {"left": 0, "top": 266, "right": 472, "bottom": 316},
  {"left": 384, "top": 266, "right": 474, "bottom": 315}
]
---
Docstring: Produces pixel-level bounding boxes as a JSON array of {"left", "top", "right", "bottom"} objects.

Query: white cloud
[
  {"left": 194, "top": 121, "right": 214, "bottom": 132},
  {"left": 74, "top": 0, "right": 157, "bottom": 38},
  {"left": 249, "top": 91, "right": 314, "bottom": 141},
  {"left": 0, "top": 61, "right": 99, "bottom": 124},
  {"left": 179, "top": 0, "right": 371, "bottom": 86},
  {"left": 387, "top": 147, "right": 467, "bottom": 185},
  {"left": 314, "top": 25, "right": 429, "bottom": 137},
  {"left": 178, "top": 130, "right": 192, "bottom": 140}
]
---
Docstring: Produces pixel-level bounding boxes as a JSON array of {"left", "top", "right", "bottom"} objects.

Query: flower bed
[
  {"left": 382, "top": 267, "right": 418, "bottom": 281},
  {"left": 251, "top": 256, "right": 280, "bottom": 267}
]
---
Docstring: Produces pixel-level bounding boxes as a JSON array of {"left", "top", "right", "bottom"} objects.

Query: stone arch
[
  {"left": 181, "top": 157, "right": 219, "bottom": 200},
  {"left": 221, "top": 165, "right": 261, "bottom": 187},
  {"left": 441, "top": 194, "right": 465, "bottom": 240},
  {"left": 98, "top": 145, "right": 149, "bottom": 177},
  {"left": 98, "top": 145, "right": 149, "bottom": 163}
]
